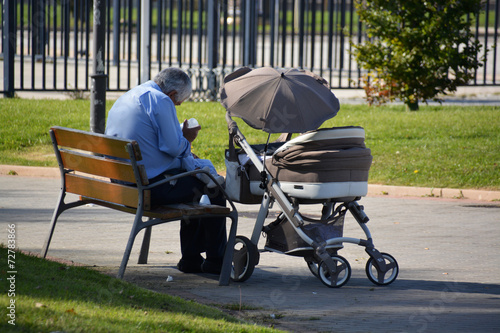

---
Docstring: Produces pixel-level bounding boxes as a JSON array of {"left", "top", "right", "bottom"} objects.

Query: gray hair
[{"left": 153, "top": 68, "right": 192, "bottom": 102}]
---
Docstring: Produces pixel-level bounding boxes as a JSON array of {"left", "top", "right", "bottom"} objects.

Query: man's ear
[{"left": 166, "top": 90, "right": 177, "bottom": 100}]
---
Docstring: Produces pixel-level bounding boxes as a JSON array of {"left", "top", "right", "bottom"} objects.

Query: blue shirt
[{"left": 105, "top": 81, "right": 196, "bottom": 179}]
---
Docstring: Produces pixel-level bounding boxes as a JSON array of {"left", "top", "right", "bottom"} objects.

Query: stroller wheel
[
  {"left": 306, "top": 249, "right": 339, "bottom": 278},
  {"left": 365, "top": 252, "right": 399, "bottom": 286},
  {"left": 231, "top": 236, "right": 259, "bottom": 283},
  {"left": 318, "top": 255, "right": 351, "bottom": 288}
]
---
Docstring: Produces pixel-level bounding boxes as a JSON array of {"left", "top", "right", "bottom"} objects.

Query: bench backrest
[{"left": 50, "top": 126, "right": 152, "bottom": 210}]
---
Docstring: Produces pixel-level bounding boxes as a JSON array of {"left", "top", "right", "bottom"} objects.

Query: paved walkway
[{"left": 1, "top": 174, "right": 499, "bottom": 332}]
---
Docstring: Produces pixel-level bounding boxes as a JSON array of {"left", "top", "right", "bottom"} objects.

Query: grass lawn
[
  {"left": 0, "top": 98, "right": 499, "bottom": 190},
  {"left": 0, "top": 246, "right": 282, "bottom": 332}
]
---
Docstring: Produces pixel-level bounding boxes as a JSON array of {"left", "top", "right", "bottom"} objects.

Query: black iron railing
[{"left": 1, "top": 0, "right": 499, "bottom": 99}]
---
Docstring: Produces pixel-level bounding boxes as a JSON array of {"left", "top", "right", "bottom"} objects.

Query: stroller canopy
[{"left": 220, "top": 67, "right": 340, "bottom": 133}]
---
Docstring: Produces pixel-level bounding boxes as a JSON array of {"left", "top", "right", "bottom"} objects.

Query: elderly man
[{"left": 105, "top": 67, "right": 226, "bottom": 274}]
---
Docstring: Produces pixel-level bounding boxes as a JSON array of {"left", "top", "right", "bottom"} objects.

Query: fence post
[
  {"left": 112, "top": 0, "right": 120, "bottom": 66},
  {"left": 33, "top": 0, "right": 46, "bottom": 57},
  {"left": 207, "top": 0, "right": 219, "bottom": 100},
  {"left": 298, "top": 0, "right": 305, "bottom": 68},
  {"left": 90, "top": 0, "right": 107, "bottom": 133},
  {"left": 243, "top": 0, "right": 257, "bottom": 66},
  {"left": 140, "top": 0, "right": 151, "bottom": 83},
  {"left": 2, "top": 0, "right": 15, "bottom": 97}
]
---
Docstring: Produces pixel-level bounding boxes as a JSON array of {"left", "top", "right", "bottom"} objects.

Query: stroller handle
[
  {"left": 225, "top": 112, "right": 247, "bottom": 142},
  {"left": 225, "top": 112, "right": 238, "bottom": 135}
]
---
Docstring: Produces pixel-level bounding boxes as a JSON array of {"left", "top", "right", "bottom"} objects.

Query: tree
[{"left": 352, "top": 0, "right": 484, "bottom": 110}]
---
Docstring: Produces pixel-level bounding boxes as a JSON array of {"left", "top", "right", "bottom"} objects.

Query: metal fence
[{"left": 1, "top": 0, "right": 499, "bottom": 100}]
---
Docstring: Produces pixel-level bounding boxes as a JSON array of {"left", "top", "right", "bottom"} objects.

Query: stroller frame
[{"left": 226, "top": 114, "right": 399, "bottom": 288}]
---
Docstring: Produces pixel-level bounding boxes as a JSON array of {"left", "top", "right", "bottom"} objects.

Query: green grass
[
  {"left": 0, "top": 246, "right": 282, "bottom": 333},
  {"left": 0, "top": 98, "right": 499, "bottom": 190}
]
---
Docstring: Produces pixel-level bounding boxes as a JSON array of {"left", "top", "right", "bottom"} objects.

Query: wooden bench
[{"left": 41, "top": 126, "right": 238, "bottom": 286}]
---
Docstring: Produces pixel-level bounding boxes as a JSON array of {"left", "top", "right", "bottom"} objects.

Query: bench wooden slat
[
  {"left": 152, "top": 203, "right": 231, "bottom": 218},
  {"left": 65, "top": 173, "right": 151, "bottom": 210},
  {"left": 159, "top": 203, "right": 231, "bottom": 216},
  {"left": 60, "top": 150, "right": 142, "bottom": 184},
  {"left": 52, "top": 126, "right": 142, "bottom": 161},
  {"left": 82, "top": 198, "right": 231, "bottom": 220}
]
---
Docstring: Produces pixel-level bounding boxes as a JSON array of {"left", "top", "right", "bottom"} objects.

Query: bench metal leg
[
  {"left": 41, "top": 191, "right": 86, "bottom": 258},
  {"left": 118, "top": 212, "right": 144, "bottom": 279},
  {"left": 138, "top": 226, "right": 152, "bottom": 264},
  {"left": 218, "top": 211, "right": 238, "bottom": 286},
  {"left": 41, "top": 193, "right": 65, "bottom": 258}
]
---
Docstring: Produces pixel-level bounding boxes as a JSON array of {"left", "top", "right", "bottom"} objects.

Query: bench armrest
[{"left": 144, "top": 168, "right": 237, "bottom": 212}]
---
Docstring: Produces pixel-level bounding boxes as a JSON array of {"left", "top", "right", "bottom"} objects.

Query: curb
[
  {"left": 1, "top": 164, "right": 499, "bottom": 202},
  {"left": 0, "top": 164, "right": 60, "bottom": 178},
  {"left": 367, "top": 184, "right": 500, "bottom": 202}
]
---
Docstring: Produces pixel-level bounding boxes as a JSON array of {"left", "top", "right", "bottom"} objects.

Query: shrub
[{"left": 352, "top": 0, "right": 484, "bottom": 110}]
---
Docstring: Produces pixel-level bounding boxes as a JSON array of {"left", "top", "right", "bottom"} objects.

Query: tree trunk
[{"left": 406, "top": 101, "right": 419, "bottom": 111}]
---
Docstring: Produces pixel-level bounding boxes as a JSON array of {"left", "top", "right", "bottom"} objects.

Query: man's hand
[{"left": 181, "top": 119, "right": 201, "bottom": 143}]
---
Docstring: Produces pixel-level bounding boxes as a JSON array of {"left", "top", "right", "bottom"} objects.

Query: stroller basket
[{"left": 265, "top": 213, "right": 345, "bottom": 255}]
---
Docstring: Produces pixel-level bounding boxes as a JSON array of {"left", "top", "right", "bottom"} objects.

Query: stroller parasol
[{"left": 220, "top": 67, "right": 340, "bottom": 133}]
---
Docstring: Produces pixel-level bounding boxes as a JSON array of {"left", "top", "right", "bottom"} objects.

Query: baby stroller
[{"left": 220, "top": 67, "right": 399, "bottom": 288}]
